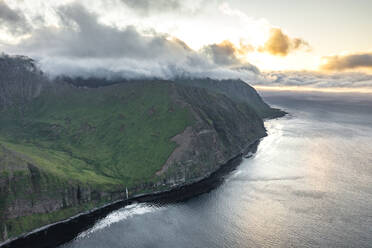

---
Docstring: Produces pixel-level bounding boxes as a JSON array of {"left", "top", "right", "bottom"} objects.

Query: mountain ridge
[{"left": 0, "top": 54, "right": 284, "bottom": 241}]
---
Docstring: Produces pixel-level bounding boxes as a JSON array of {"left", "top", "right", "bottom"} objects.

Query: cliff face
[
  {"left": 0, "top": 55, "right": 282, "bottom": 241},
  {"left": 176, "top": 78, "right": 285, "bottom": 118},
  {"left": 158, "top": 85, "right": 266, "bottom": 185}
]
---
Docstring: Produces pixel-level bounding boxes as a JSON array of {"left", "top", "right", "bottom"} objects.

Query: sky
[{"left": 0, "top": 0, "right": 372, "bottom": 92}]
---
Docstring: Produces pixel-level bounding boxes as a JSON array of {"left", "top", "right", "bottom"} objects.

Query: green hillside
[
  {"left": 0, "top": 55, "right": 282, "bottom": 241},
  {"left": 0, "top": 81, "right": 194, "bottom": 238},
  {"left": 0, "top": 82, "right": 193, "bottom": 186}
]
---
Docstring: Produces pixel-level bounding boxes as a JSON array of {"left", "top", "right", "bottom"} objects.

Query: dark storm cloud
[
  {"left": 0, "top": 0, "right": 31, "bottom": 35},
  {"left": 321, "top": 52, "right": 372, "bottom": 71},
  {"left": 259, "top": 28, "right": 310, "bottom": 56},
  {"left": 11, "top": 3, "right": 189, "bottom": 59}
]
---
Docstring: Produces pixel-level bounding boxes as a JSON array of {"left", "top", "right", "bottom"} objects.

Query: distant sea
[{"left": 61, "top": 90, "right": 372, "bottom": 248}]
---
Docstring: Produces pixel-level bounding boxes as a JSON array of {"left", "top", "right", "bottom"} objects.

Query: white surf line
[{"left": 77, "top": 203, "right": 163, "bottom": 238}]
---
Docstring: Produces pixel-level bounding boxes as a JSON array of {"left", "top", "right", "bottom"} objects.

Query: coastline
[{"left": 0, "top": 140, "right": 261, "bottom": 248}]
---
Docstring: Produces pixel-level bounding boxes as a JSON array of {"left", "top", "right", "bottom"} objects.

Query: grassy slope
[
  {"left": 0, "top": 81, "right": 193, "bottom": 186},
  {"left": 0, "top": 81, "right": 193, "bottom": 238}
]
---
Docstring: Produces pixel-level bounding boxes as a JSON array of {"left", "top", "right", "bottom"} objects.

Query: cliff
[
  {"left": 175, "top": 78, "right": 285, "bottom": 118},
  {"left": 0, "top": 55, "right": 282, "bottom": 241}
]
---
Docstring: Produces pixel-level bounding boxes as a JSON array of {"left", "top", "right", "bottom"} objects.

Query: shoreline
[{"left": 0, "top": 140, "right": 261, "bottom": 248}]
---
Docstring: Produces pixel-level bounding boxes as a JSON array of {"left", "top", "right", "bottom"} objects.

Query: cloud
[
  {"left": 231, "top": 64, "right": 260, "bottom": 75},
  {"left": 218, "top": 3, "right": 310, "bottom": 57},
  {"left": 34, "top": 55, "right": 261, "bottom": 81},
  {"left": 10, "top": 3, "right": 190, "bottom": 60},
  {"left": 119, "top": 0, "right": 181, "bottom": 15},
  {"left": 202, "top": 40, "right": 241, "bottom": 66},
  {"left": 0, "top": 0, "right": 31, "bottom": 35},
  {"left": 321, "top": 52, "right": 372, "bottom": 71},
  {"left": 259, "top": 28, "right": 310, "bottom": 56},
  {"left": 256, "top": 71, "right": 372, "bottom": 91},
  {"left": 3, "top": 3, "right": 260, "bottom": 81},
  {"left": 118, "top": 0, "right": 207, "bottom": 16},
  {"left": 202, "top": 40, "right": 254, "bottom": 66}
]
